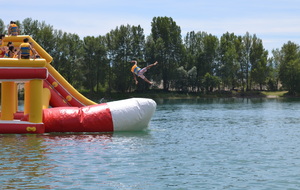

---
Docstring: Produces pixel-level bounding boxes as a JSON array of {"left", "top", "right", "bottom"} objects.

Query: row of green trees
[{"left": 1, "top": 17, "right": 300, "bottom": 94}]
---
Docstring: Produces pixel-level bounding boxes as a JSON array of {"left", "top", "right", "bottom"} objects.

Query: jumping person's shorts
[{"left": 137, "top": 68, "right": 147, "bottom": 79}]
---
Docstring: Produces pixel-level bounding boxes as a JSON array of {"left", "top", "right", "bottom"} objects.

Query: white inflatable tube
[{"left": 108, "top": 98, "right": 157, "bottom": 131}]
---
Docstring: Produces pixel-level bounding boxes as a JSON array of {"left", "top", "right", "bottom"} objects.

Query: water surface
[{"left": 1, "top": 98, "right": 300, "bottom": 189}]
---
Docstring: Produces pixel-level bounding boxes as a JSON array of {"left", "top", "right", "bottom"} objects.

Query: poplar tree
[
  {"left": 249, "top": 35, "right": 268, "bottom": 90},
  {"left": 149, "top": 16, "right": 184, "bottom": 91},
  {"left": 279, "top": 41, "right": 300, "bottom": 94},
  {"left": 217, "top": 32, "right": 239, "bottom": 90},
  {"left": 0, "top": 19, "right": 5, "bottom": 34},
  {"left": 106, "top": 24, "right": 145, "bottom": 92}
]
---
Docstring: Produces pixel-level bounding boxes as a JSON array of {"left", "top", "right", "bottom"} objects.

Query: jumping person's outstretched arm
[{"left": 133, "top": 73, "right": 138, "bottom": 84}]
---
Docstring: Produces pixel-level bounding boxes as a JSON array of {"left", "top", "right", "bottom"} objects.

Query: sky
[{"left": 1, "top": 0, "right": 300, "bottom": 55}]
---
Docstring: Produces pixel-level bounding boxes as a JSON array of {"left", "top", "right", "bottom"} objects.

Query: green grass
[{"left": 260, "top": 91, "right": 288, "bottom": 97}]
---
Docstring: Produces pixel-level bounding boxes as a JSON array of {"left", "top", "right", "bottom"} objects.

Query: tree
[
  {"left": 217, "top": 32, "right": 239, "bottom": 90},
  {"left": 2, "top": 17, "right": 281, "bottom": 96},
  {"left": 203, "top": 72, "right": 221, "bottom": 92},
  {"left": 187, "top": 66, "right": 197, "bottom": 92},
  {"left": 267, "top": 48, "right": 281, "bottom": 90},
  {"left": 22, "top": 18, "right": 39, "bottom": 39},
  {"left": 279, "top": 41, "right": 300, "bottom": 94},
  {"left": 149, "top": 16, "right": 184, "bottom": 91},
  {"left": 184, "top": 31, "right": 202, "bottom": 91},
  {"left": 249, "top": 35, "right": 269, "bottom": 90},
  {"left": 0, "top": 19, "right": 5, "bottom": 34},
  {"left": 184, "top": 31, "right": 219, "bottom": 91},
  {"left": 82, "top": 36, "right": 104, "bottom": 93},
  {"left": 107, "top": 25, "right": 132, "bottom": 92},
  {"left": 106, "top": 24, "right": 145, "bottom": 92},
  {"left": 60, "top": 33, "right": 84, "bottom": 88},
  {"left": 242, "top": 32, "right": 253, "bottom": 91},
  {"left": 128, "top": 25, "right": 146, "bottom": 92},
  {"left": 184, "top": 31, "right": 201, "bottom": 70},
  {"left": 173, "top": 66, "right": 188, "bottom": 92},
  {"left": 235, "top": 35, "right": 247, "bottom": 91},
  {"left": 94, "top": 36, "right": 109, "bottom": 93},
  {"left": 200, "top": 33, "right": 219, "bottom": 76},
  {"left": 22, "top": 18, "right": 56, "bottom": 56}
]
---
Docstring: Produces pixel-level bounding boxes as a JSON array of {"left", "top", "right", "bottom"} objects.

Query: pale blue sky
[{"left": 2, "top": 0, "right": 300, "bottom": 54}]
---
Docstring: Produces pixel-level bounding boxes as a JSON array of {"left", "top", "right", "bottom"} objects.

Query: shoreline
[{"left": 86, "top": 90, "right": 297, "bottom": 102}]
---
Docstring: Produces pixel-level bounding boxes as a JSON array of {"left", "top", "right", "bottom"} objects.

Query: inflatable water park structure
[{"left": 0, "top": 35, "right": 156, "bottom": 134}]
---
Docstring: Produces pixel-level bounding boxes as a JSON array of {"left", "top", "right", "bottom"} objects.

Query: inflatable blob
[{"left": 42, "top": 98, "right": 156, "bottom": 132}]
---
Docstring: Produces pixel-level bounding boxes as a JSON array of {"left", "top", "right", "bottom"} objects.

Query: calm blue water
[{"left": 2, "top": 98, "right": 300, "bottom": 189}]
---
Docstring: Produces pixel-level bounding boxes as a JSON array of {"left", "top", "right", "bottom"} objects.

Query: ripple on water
[{"left": 1, "top": 98, "right": 300, "bottom": 189}]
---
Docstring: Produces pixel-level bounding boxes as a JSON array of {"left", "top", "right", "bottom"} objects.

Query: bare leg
[
  {"left": 146, "top": 61, "right": 158, "bottom": 69},
  {"left": 143, "top": 77, "right": 153, "bottom": 85},
  {"left": 141, "top": 61, "right": 157, "bottom": 85}
]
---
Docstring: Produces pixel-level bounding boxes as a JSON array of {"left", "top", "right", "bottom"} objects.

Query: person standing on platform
[
  {"left": 15, "top": 38, "right": 37, "bottom": 59},
  {"left": 8, "top": 21, "right": 20, "bottom": 36}
]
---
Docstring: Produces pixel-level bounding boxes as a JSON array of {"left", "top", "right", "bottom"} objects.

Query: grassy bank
[
  {"left": 84, "top": 90, "right": 290, "bottom": 102},
  {"left": 260, "top": 91, "right": 288, "bottom": 97}
]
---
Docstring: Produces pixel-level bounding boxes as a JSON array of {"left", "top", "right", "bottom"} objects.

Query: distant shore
[{"left": 86, "top": 90, "right": 295, "bottom": 102}]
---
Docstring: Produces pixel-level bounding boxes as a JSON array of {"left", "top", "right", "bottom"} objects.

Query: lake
[{"left": 1, "top": 98, "right": 300, "bottom": 189}]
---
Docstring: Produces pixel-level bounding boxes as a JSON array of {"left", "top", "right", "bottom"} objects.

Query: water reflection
[
  {"left": 0, "top": 134, "right": 51, "bottom": 189},
  {"left": 0, "top": 133, "right": 115, "bottom": 189}
]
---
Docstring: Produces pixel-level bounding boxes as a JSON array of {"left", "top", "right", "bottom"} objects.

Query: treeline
[{"left": 1, "top": 17, "right": 300, "bottom": 95}]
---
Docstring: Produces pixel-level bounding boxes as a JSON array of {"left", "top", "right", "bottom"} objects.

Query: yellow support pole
[
  {"left": 1, "top": 82, "right": 15, "bottom": 120},
  {"left": 29, "top": 80, "right": 43, "bottom": 123},
  {"left": 42, "top": 88, "right": 51, "bottom": 109},
  {"left": 13, "top": 83, "right": 18, "bottom": 114},
  {"left": 24, "top": 82, "right": 30, "bottom": 115}
]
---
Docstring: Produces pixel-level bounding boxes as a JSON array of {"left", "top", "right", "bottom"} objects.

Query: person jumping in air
[{"left": 131, "top": 60, "right": 158, "bottom": 85}]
